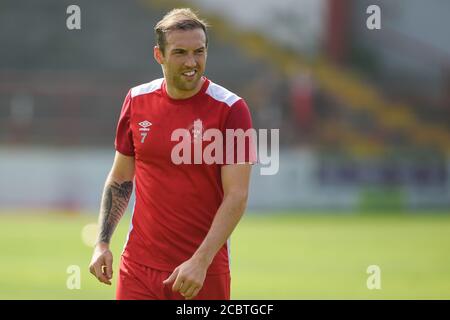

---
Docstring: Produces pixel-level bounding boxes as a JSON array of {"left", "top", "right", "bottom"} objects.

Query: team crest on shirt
[
  {"left": 188, "top": 119, "right": 204, "bottom": 144},
  {"left": 138, "top": 120, "right": 152, "bottom": 143}
]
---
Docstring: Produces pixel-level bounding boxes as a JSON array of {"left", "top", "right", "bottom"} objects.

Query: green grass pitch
[{"left": 0, "top": 211, "right": 450, "bottom": 299}]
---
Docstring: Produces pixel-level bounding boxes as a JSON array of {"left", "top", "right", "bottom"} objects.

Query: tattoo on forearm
[{"left": 98, "top": 181, "right": 133, "bottom": 244}]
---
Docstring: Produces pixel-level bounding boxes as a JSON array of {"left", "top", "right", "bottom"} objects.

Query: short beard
[{"left": 172, "top": 73, "right": 201, "bottom": 91}]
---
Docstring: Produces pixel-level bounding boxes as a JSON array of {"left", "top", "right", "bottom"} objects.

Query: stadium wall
[{"left": 0, "top": 148, "right": 448, "bottom": 212}]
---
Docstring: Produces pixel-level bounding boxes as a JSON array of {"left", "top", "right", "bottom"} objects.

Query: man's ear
[{"left": 154, "top": 46, "right": 164, "bottom": 65}]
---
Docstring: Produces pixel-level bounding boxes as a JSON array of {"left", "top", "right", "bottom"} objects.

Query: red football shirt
[{"left": 115, "top": 77, "right": 255, "bottom": 274}]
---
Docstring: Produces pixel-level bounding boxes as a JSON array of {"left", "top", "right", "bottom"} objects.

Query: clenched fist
[{"left": 89, "top": 242, "right": 114, "bottom": 285}]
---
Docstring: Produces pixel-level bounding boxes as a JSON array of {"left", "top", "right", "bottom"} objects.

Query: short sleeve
[
  {"left": 114, "top": 90, "right": 135, "bottom": 156},
  {"left": 223, "top": 99, "right": 258, "bottom": 165}
]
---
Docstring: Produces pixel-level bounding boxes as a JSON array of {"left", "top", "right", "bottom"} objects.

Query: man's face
[{"left": 156, "top": 28, "right": 207, "bottom": 93}]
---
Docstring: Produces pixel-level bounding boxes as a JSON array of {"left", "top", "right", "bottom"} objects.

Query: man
[{"left": 89, "top": 8, "right": 256, "bottom": 300}]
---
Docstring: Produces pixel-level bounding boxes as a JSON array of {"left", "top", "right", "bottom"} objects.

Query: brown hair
[{"left": 154, "top": 8, "right": 209, "bottom": 55}]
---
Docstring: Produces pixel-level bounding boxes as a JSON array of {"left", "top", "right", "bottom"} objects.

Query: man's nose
[{"left": 184, "top": 54, "right": 196, "bottom": 68}]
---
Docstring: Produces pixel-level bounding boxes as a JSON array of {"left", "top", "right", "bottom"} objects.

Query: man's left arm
[{"left": 163, "top": 163, "right": 252, "bottom": 299}]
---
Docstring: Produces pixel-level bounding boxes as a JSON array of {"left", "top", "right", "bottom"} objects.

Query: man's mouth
[{"left": 182, "top": 70, "right": 197, "bottom": 77}]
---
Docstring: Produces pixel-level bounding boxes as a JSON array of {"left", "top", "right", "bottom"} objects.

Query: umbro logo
[
  {"left": 138, "top": 120, "right": 152, "bottom": 143},
  {"left": 139, "top": 120, "right": 152, "bottom": 132},
  {"left": 139, "top": 120, "right": 152, "bottom": 128}
]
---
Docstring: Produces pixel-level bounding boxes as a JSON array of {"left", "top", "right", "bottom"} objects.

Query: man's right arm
[{"left": 89, "top": 151, "right": 135, "bottom": 285}]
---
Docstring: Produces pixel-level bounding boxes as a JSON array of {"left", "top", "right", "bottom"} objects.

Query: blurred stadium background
[{"left": 0, "top": 0, "right": 449, "bottom": 299}]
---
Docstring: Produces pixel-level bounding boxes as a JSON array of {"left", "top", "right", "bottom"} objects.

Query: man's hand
[
  {"left": 89, "top": 242, "right": 113, "bottom": 285},
  {"left": 163, "top": 256, "right": 209, "bottom": 300}
]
